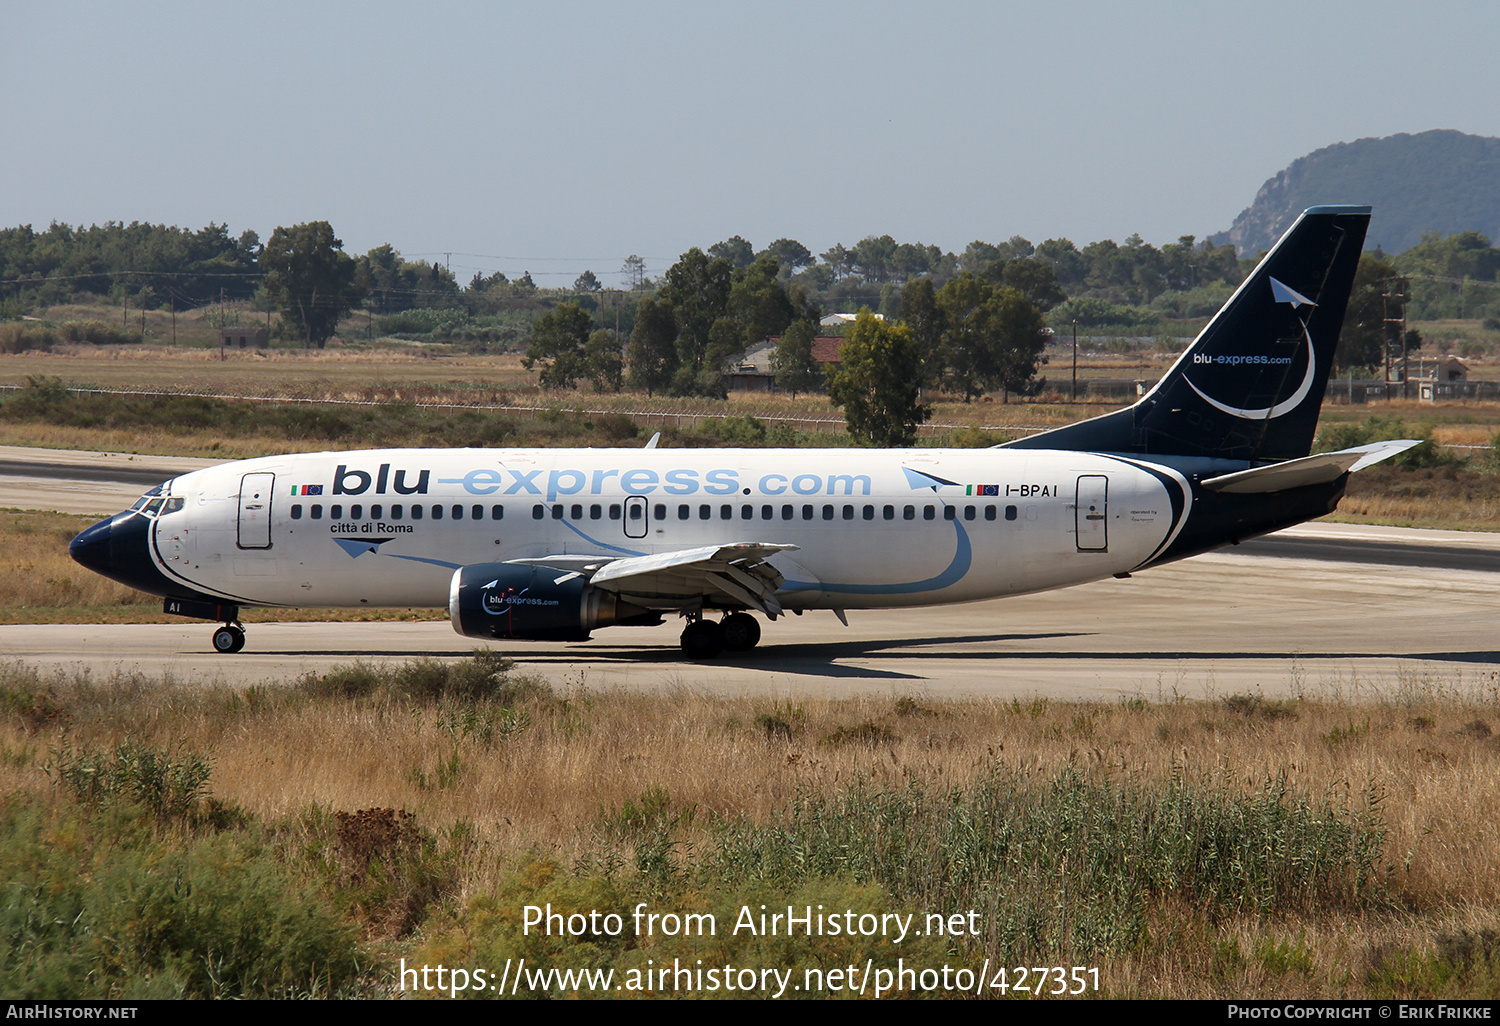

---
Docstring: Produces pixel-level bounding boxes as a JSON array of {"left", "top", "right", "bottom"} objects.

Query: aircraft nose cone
[{"left": 70, "top": 517, "right": 115, "bottom": 575}]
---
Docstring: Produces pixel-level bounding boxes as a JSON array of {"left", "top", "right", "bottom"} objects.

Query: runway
[
  {"left": 0, "top": 444, "right": 222, "bottom": 516},
  {"left": 3, "top": 446, "right": 1498, "bottom": 700}
]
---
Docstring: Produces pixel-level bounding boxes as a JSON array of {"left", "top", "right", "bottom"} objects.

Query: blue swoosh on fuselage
[{"left": 782, "top": 520, "right": 971, "bottom": 595}]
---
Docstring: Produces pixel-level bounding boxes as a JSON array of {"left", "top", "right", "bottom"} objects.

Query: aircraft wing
[{"left": 506, "top": 543, "right": 798, "bottom": 618}]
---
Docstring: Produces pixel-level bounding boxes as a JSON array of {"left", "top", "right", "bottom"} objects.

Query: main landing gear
[
  {"left": 212, "top": 622, "right": 246, "bottom": 654},
  {"left": 680, "top": 612, "right": 761, "bottom": 659}
]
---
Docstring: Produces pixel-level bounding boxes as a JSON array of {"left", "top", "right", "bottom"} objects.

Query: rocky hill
[{"left": 1212, "top": 130, "right": 1500, "bottom": 255}]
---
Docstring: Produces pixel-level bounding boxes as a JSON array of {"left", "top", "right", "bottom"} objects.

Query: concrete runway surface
[{"left": 4, "top": 446, "right": 1499, "bottom": 701}]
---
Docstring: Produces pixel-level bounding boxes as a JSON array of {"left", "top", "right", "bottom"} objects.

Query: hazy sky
[{"left": 4, "top": 0, "right": 1497, "bottom": 286}]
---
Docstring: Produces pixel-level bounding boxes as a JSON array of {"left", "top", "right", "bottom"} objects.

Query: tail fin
[{"left": 1008, "top": 205, "right": 1370, "bottom": 462}]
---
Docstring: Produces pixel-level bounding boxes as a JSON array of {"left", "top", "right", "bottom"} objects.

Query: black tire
[
  {"left": 720, "top": 612, "right": 761, "bottom": 651},
  {"left": 680, "top": 619, "right": 724, "bottom": 659},
  {"left": 212, "top": 624, "right": 245, "bottom": 654}
]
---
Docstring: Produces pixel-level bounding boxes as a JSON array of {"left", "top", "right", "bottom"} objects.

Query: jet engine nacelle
[{"left": 449, "top": 563, "right": 659, "bottom": 641}]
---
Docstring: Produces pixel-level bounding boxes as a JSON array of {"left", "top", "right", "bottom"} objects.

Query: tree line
[{"left": 6, "top": 217, "right": 1499, "bottom": 387}]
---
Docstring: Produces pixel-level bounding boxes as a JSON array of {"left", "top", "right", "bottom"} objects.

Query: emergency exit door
[{"left": 1075, "top": 475, "right": 1107, "bottom": 551}]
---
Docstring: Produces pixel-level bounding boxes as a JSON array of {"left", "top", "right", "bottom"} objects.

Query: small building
[
  {"left": 1411, "top": 357, "right": 1469, "bottom": 383},
  {"left": 818, "top": 312, "right": 883, "bottom": 327},
  {"left": 218, "top": 326, "right": 269, "bottom": 349},
  {"left": 726, "top": 336, "right": 845, "bottom": 392}
]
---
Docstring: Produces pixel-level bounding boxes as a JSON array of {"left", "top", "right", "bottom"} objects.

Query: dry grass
[
  {"left": 5, "top": 666, "right": 1497, "bottom": 898},
  {"left": 0, "top": 511, "right": 442, "bottom": 623},
  {"left": 1333, "top": 465, "right": 1500, "bottom": 531},
  {"left": 5, "top": 657, "right": 1500, "bottom": 998},
  {"left": 0, "top": 511, "right": 151, "bottom": 616}
]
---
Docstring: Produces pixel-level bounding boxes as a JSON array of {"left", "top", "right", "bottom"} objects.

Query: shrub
[
  {"left": 0, "top": 799, "right": 359, "bottom": 998},
  {"left": 46, "top": 737, "right": 211, "bottom": 821}
]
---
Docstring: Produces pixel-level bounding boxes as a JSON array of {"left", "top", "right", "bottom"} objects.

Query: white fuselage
[{"left": 139, "top": 447, "right": 1190, "bottom": 611}]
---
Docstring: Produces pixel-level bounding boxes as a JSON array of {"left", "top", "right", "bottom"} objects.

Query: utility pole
[
  {"left": 1381, "top": 277, "right": 1408, "bottom": 400},
  {"left": 1071, "top": 320, "right": 1078, "bottom": 401}
]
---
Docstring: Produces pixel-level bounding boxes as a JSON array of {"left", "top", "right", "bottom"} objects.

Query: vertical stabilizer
[{"left": 1008, "top": 205, "right": 1370, "bottom": 461}]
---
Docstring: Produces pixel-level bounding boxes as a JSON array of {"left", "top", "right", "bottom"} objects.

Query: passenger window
[
  {"left": 923, "top": 506, "right": 935, "bottom": 521},
  {"left": 311, "top": 504, "right": 323, "bottom": 520},
  {"left": 822, "top": 505, "right": 834, "bottom": 521},
  {"left": 491, "top": 505, "right": 504, "bottom": 520},
  {"left": 699, "top": 504, "right": 711, "bottom": 520},
  {"left": 720, "top": 505, "right": 732, "bottom": 520},
  {"left": 629, "top": 504, "right": 643, "bottom": 520},
  {"left": 762, "top": 505, "right": 773, "bottom": 520},
  {"left": 609, "top": 504, "right": 622, "bottom": 520},
  {"left": 453, "top": 504, "right": 465, "bottom": 520},
  {"left": 550, "top": 504, "right": 563, "bottom": 520},
  {"left": 591, "top": 504, "right": 603, "bottom": 520},
  {"left": 472, "top": 504, "right": 484, "bottom": 520},
  {"left": 944, "top": 506, "right": 956, "bottom": 521},
  {"left": 1006, "top": 505, "right": 1018, "bottom": 521},
  {"left": 863, "top": 505, "right": 874, "bottom": 521},
  {"left": 802, "top": 505, "right": 814, "bottom": 521},
  {"left": 842, "top": 505, "right": 854, "bottom": 520},
  {"left": 412, "top": 505, "right": 423, "bottom": 520},
  {"left": 678, "top": 504, "right": 690, "bottom": 520},
  {"left": 570, "top": 504, "right": 583, "bottom": 520},
  {"left": 351, "top": 504, "right": 363, "bottom": 520},
  {"left": 330, "top": 504, "right": 343, "bottom": 519},
  {"left": 654, "top": 504, "right": 666, "bottom": 520},
  {"left": 904, "top": 505, "right": 915, "bottom": 521},
  {"left": 371, "top": 504, "right": 383, "bottom": 519},
  {"left": 291, "top": 504, "right": 303, "bottom": 520},
  {"left": 431, "top": 505, "right": 443, "bottom": 520},
  {"left": 533, "top": 504, "right": 545, "bottom": 520},
  {"left": 964, "top": 506, "right": 976, "bottom": 520},
  {"left": 985, "top": 505, "right": 997, "bottom": 521},
  {"left": 741, "top": 504, "right": 753, "bottom": 520},
  {"left": 782, "top": 504, "right": 794, "bottom": 520}
]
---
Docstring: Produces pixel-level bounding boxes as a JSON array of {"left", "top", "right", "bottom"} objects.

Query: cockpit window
[
  {"left": 162, "top": 497, "right": 185, "bottom": 515},
  {"left": 143, "top": 497, "right": 165, "bottom": 515},
  {"left": 129, "top": 485, "right": 165, "bottom": 513}
]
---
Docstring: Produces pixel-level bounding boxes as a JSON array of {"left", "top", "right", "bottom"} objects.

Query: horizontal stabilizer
[{"left": 1199, "top": 439, "right": 1420, "bottom": 494}]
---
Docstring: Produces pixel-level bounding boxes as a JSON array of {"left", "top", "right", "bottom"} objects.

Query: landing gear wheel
[
  {"left": 680, "top": 619, "right": 725, "bottom": 659},
  {"left": 212, "top": 624, "right": 246, "bottom": 654},
  {"left": 720, "top": 612, "right": 761, "bottom": 652}
]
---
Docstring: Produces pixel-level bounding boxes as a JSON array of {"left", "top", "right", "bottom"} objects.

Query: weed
[
  {"left": 820, "top": 722, "right": 899, "bottom": 748},
  {"left": 1007, "top": 697, "right": 1049, "bottom": 719},
  {"left": 1224, "top": 693, "right": 1301, "bottom": 721},
  {"left": 1322, "top": 716, "right": 1372, "bottom": 748},
  {"left": 754, "top": 712, "right": 793, "bottom": 741},
  {"left": 46, "top": 737, "right": 211, "bottom": 821}
]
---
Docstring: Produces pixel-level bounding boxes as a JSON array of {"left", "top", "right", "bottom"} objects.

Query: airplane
[{"left": 70, "top": 205, "right": 1416, "bottom": 658}]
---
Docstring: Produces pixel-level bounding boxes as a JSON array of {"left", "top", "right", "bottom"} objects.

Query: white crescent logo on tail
[{"left": 1185, "top": 277, "right": 1318, "bottom": 421}]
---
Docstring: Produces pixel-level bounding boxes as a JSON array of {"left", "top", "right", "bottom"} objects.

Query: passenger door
[{"left": 237, "top": 472, "right": 275, "bottom": 549}]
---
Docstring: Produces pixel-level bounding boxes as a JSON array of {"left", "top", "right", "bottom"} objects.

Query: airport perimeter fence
[{"left": 4, "top": 381, "right": 1499, "bottom": 449}]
